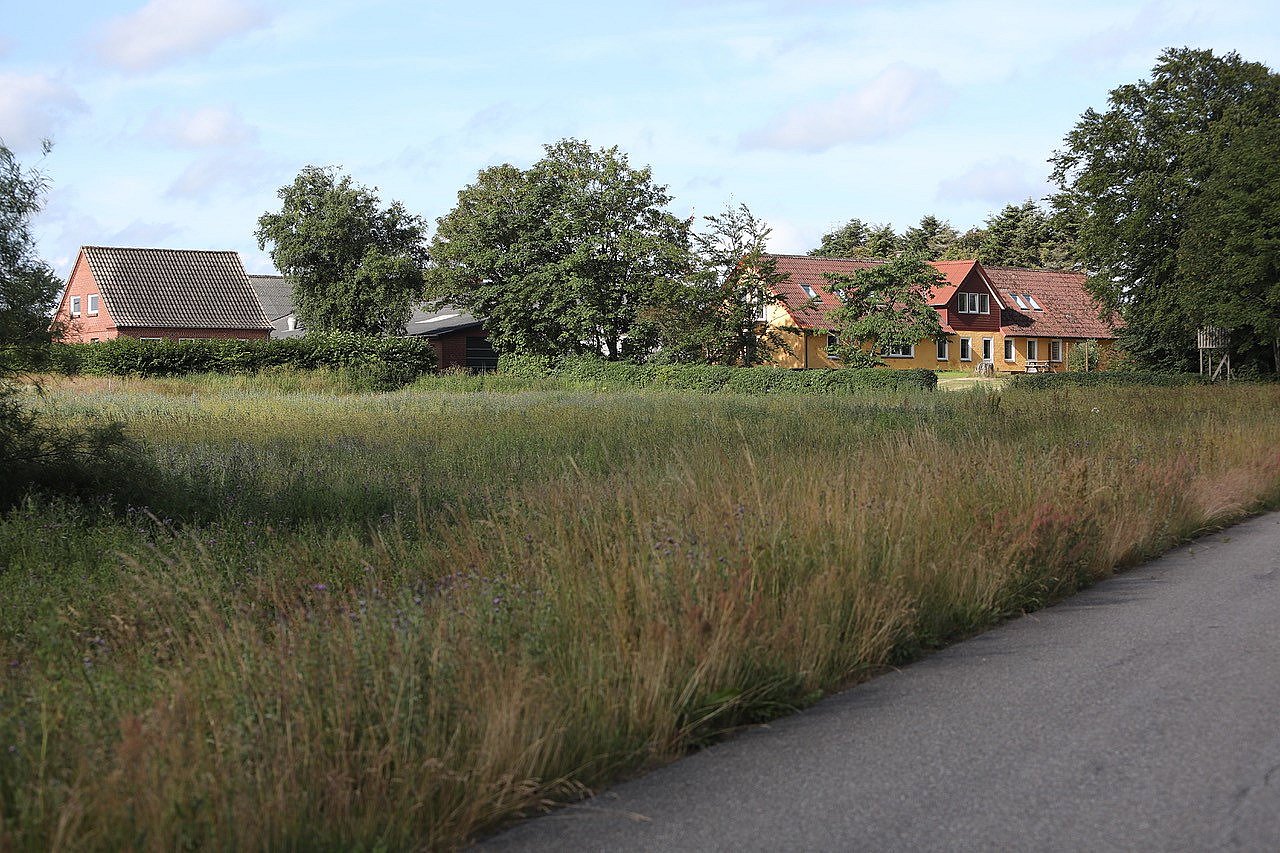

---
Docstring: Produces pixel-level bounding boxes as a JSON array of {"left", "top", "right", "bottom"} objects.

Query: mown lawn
[{"left": 3, "top": 375, "right": 1279, "bottom": 850}]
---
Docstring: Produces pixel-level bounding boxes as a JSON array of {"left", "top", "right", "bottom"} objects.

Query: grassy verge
[{"left": 3, "top": 378, "right": 1279, "bottom": 849}]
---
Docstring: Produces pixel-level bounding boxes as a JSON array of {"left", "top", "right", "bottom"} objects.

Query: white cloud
[
  {"left": 0, "top": 73, "right": 86, "bottom": 152},
  {"left": 741, "top": 65, "right": 950, "bottom": 152},
  {"left": 150, "top": 106, "right": 258, "bottom": 148},
  {"left": 166, "top": 149, "right": 284, "bottom": 200},
  {"left": 936, "top": 157, "right": 1051, "bottom": 205},
  {"left": 94, "top": 0, "right": 267, "bottom": 72}
]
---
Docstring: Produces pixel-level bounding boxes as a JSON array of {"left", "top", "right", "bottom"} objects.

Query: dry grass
[{"left": 2, "top": 380, "right": 1279, "bottom": 850}]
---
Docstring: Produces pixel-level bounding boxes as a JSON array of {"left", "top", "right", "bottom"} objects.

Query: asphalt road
[{"left": 482, "top": 511, "right": 1280, "bottom": 852}]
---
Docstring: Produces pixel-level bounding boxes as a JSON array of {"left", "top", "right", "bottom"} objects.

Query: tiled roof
[
  {"left": 768, "top": 254, "right": 879, "bottom": 329},
  {"left": 926, "top": 260, "right": 978, "bottom": 307},
  {"left": 83, "top": 246, "right": 272, "bottom": 330},
  {"left": 984, "top": 266, "right": 1118, "bottom": 340},
  {"left": 248, "top": 274, "right": 294, "bottom": 323}
]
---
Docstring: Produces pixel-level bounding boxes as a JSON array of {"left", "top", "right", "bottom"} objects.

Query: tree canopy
[
  {"left": 823, "top": 254, "right": 944, "bottom": 368},
  {"left": 809, "top": 218, "right": 899, "bottom": 259},
  {"left": 1051, "top": 47, "right": 1280, "bottom": 372},
  {"left": 427, "top": 139, "right": 690, "bottom": 360},
  {"left": 639, "top": 203, "right": 789, "bottom": 365},
  {"left": 256, "top": 166, "right": 428, "bottom": 336},
  {"left": 1, "top": 140, "right": 62, "bottom": 359}
]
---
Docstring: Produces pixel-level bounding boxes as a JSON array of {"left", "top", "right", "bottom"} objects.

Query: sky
[{"left": 4, "top": 0, "right": 1280, "bottom": 276}]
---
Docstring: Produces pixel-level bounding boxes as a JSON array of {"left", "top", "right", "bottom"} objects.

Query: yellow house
[{"left": 762, "top": 255, "right": 1119, "bottom": 372}]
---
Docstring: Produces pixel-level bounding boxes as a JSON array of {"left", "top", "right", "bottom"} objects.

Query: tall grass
[{"left": 2, "top": 379, "right": 1279, "bottom": 849}]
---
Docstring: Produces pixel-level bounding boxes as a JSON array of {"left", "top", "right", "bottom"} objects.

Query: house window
[
  {"left": 87, "top": 294, "right": 99, "bottom": 316},
  {"left": 1024, "top": 293, "right": 1043, "bottom": 311},
  {"left": 139, "top": 337, "right": 162, "bottom": 342},
  {"left": 982, "top": 337, "right": 993, "bottom": 361},
  {"left": 957, "top": 292, "right": 990, "bottom": 314},
  {"left": 1027, "top": 339, "right": 1039, "bottom": 360},
  {"left": 883, "top": 343, "right": 914, "bottom": 358},
  {"left": 827, "top": 334, "right": 840, "bottom": 358},
  {"left": 1004, "top": 338, "right": 1016, "bottom": 361},
  {"left": 1010, "top": 292, "right": 1028, "bottom": 310},
  {"left": 801, "top": 284, "right": 818, "bottom": 300},
  {"left": 936, "top": 338, "right": 948, "bottom": 360},
  {"left": 960, "top": 338, "right": 972, "bottom": 361},
  {"left": 70, "top": 296, "right": 81, "bottom": 317},
  {"left": 1051, "top": 339, "right": 1063, "bottom": 362}
]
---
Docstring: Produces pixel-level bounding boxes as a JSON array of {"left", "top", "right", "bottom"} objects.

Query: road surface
[{"left": 482, "top": 511, "right": 1280, "bottom": 851}]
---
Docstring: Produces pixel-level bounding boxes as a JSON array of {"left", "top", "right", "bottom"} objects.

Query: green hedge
[
  {"left": 498, "top": 355, "right": 938, "bottom": 393},
  {"left": 1007, "top": 371, "right": 1208, "bottom": 390},
  {"left": 41, "top": 334, "right": 437, "bottom": 390}
]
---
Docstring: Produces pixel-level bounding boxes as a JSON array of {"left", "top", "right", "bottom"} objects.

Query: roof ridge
[{"left": 83, "top": 245, "right": 240, "bottom": 254}]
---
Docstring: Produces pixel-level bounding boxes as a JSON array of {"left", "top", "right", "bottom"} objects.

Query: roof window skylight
[
  {"left": 1025, "top": 293, "right": 1043, "bottom": 311},
  {"left": 801, "top": 284, "right": 818, "bottom": 299},
  {"left": 1010, "top": 292, "right": 1028, "bottom": 310}
]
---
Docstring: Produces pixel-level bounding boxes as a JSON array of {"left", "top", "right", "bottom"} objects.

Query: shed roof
[
  {"left": 82, "top": 246, "right": 271, "bottom": 330},
  {"left": 247, "top": 274, "right": 294, "bottom": 323}
]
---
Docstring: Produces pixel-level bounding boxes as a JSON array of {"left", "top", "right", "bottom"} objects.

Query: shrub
[
  {"left": 496, "top": 354, "right": 937, "bottom": 393},
  {"left": 34, "top": 334, "right": 437, "bottom": 388}
]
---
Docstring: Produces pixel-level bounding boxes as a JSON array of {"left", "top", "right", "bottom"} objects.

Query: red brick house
[
  {"left": 407, "top": 306, "right": 498, "bottom": 370},
  {"left": 761, "top": 254, "right": 1118, "bottom": 372},
  {"left": 53, "top": 246, "right": 272, "bottom": 343}
]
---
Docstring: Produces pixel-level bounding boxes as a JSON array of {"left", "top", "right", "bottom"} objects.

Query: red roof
[
  {"left": 765, "top": 254, "right": 1118, "bottom": 340},
  {"left": 767, "top": 254, "right": 878, "bottom": 329},
  {"left": 984, "top": 266, "right": 1117, "bottom": 340}
]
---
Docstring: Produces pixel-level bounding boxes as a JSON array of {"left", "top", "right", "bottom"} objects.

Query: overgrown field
[{"left": 3, "top": 376, "right": 1279, "bottom": 850}]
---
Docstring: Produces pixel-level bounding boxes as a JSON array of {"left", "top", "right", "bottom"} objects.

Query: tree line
[{"left": 5, "top": 46, "right": 1280, "bottom": 376}]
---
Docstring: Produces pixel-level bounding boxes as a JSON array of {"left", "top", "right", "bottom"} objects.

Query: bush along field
[{"left": 3, "top": 378, "right": 1280, "bottom": 849}]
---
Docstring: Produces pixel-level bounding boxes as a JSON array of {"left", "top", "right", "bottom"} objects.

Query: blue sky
[{"left": 5, "top": 0, "right": 1279, "bottom": 275}]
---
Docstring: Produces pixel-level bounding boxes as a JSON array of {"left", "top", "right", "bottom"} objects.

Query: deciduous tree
[
  {"left": 427, "top": 139, "right": 690, "bottom": 360},
  {"left": 256, "top": 166, "right": 428, "bottom": 336},
  {"left": 823, "top": 254, "right": 944, "bottom": 367}
]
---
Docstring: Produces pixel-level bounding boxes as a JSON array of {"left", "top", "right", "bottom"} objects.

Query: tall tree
[
  {"left": 900, "top": 214, "right": 959, "bottom": 260},
  {"left": 1051, "top": 47, "right": 1280, "bottom": 370},
  {"left": 1, "top": 140, "right": 63, "bottom": 362},
  {"left": 640, "top": 203, "right": 788, "bottom": 365},
  {"left": 427, "top": 139, "right": 690, "bottom": 360},
  {"left": 974, "top": 200, "right": 1079, "bottom": 270},
  {"left": 823, "top": 254, "right": 944, "bottom": 367},
  {"left": 810, "top": 218, "right": 899, "bottom": 258},
  {"left": 256, "top": 166, "right": 428, "bottom": 336}
]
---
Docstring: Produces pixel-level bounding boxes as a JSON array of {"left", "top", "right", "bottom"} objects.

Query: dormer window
[
  {"left": 958, "top": 292, "right": 989, "bottom": 314},
  {"left": 1010, "top": 292, "right": 1028, "bottom": 310},
  {"left": 70, "top": 296, "right": 81, "bottom": 317},
  {"left": 1024, "top": 293, "right": 1043, "bottom": 311},
  {"left": 87, "top": 294, "right": 99, "bottom": 316}
]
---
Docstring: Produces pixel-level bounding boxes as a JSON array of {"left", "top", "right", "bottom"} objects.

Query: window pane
[
  {"left": 1004, "top": 338, "right": 1015, "bottom": 361},
  {"left": 936, "top": 338, "right": 947, "bottom": 360},
  {"left": 960, "top": 338, "right": 971, "bottom": 359}
]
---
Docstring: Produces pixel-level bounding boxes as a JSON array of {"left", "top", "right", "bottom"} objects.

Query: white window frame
[
  {"left": 936, "top": 338, "right": 949, "bottom": 361},
  {"left": 957, "top": 292, "right": 990, "bottom": 314},
  {"left": 1004, "top": 338, "right": 1016, "bottom": 362},
  {"left": 960, "top": 338, "right": 972, "bottom": 361},
  {"left": 826, "top": 334, "right": 840, "bottom": 359},
  {"left": 982, "top": 337, "right": 993, "bottom": 362},
  {"left": 87, "top": 294, "right": 99, "bottom": 316},
  {"left": 801, "top": 283, "right": 818, "bottom": 300},
  {"left": 1027, "top": 339, "right": 1039, "bottom": 360},
  {"left": 1010, "top": 292, "right": 1028, "bottom": 310},
  {"left": 1051, "top": 339, "right": 1063, "bottom": 362},
  {"left": 139, "top": 337, "right": 162, "bottom": 342},
  {"left": 1025, "top": 293, "right": 1043, "bottom": 311},
  {"left": 883, "top": 343, "right": 915, "bottom": 358},
  {"left": 70, "top": 296, "right": 81, "bottom": 317}
]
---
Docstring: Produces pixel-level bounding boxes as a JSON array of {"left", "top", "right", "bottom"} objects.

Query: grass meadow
[{"left": 3, "top": 374, "right": 1280, "bottom": 850}]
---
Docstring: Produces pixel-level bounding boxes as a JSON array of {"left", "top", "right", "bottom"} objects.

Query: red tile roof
[
  {"left": 765, "top": 254, "right": 1118, "bottom": 340},
  {"left": 984, "top": 266, "right": 1118, "bottom": 340},
  {"left": 767, "top": 254, "right": 877, "bottom": 329}
]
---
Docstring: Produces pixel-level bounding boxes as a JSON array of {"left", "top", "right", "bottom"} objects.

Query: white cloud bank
[
  {"left": 0, "top": 73, "right": 86, "bottom": 151},
  {"left": 741, "top": 64, "right": 950, "bottom": 152},
  {"left": 93, "top": 0, "right": 267, "bottom": 71}
]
